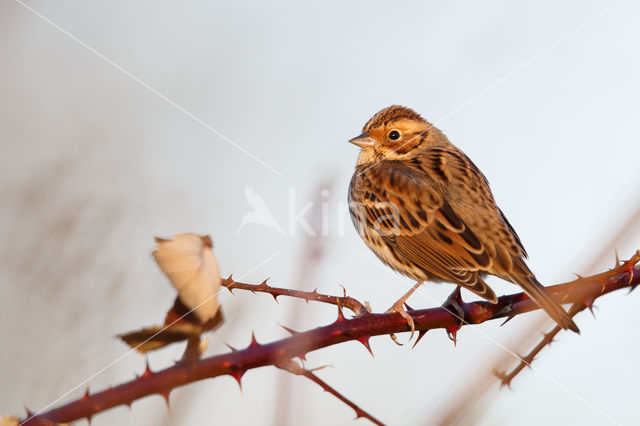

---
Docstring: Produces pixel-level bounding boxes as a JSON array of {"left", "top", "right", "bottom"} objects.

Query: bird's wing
[
  {"left": 417, "top": 147, "right": 531, "bottom": 280},
  {"left": 416, "top": 149, "right": 578, "bottom": 330},
  {"left": 355, "top": 160, "right": 496, "bottom": 301}
]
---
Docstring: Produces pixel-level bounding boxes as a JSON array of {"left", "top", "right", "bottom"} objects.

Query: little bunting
[{"left": 348, "top": 105, "right": 578, "bottom": 336}]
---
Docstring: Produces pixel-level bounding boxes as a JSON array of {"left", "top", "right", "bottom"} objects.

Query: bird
[{"left": 347, "top": 105, "right": 579, "bottom": 337}]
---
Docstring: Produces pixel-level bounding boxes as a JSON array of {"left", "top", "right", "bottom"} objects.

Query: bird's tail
[{"left": 517, "top": 276, "right": 579, "bottom": 333}]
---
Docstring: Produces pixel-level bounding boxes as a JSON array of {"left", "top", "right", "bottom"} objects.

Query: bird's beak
[{"left": 349, "top": 132, "right": 375, "bottom": 148}]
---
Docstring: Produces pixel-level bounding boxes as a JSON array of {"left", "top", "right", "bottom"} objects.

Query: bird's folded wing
[{"left": 359, "top": 161, "right": 496, "bottom": 300}]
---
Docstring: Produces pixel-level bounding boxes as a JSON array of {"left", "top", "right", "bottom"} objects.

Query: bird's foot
[
  {"left": 384, "top": 281, "right": 423, "bottom": 344},
  {"left": 385, "top": 299, "right": 417, "bottom": 342}
]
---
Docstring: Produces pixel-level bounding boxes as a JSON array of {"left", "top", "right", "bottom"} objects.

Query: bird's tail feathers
[{"left": 517, "top": 276, "right": 579, "bottom": 333}]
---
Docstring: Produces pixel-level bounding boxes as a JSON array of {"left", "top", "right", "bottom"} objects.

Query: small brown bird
[{"left": 348, "top": 105, "right": 578, "bottom": 335}]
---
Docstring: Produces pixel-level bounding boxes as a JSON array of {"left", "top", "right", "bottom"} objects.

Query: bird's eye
[{"left": 388, "top": 130, "right": 401, "bottom": 141}]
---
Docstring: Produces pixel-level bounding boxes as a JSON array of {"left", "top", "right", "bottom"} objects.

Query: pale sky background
[{"left": 1, "top": 1, "right": 640, "bottom": 425}]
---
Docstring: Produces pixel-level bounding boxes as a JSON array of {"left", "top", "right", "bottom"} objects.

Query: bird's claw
[
  {"left": 389, "top": 333, "right": 403, "bottom": 346},
  {"left": 386, "top": 301, "right": 416, "bottom": 341}
]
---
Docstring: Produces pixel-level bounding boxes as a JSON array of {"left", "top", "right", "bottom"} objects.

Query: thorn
[
  {"left": 574, "top": 273, "right": 584, "bottom": 279},
  {"left": 256, "top": 279, "right": 269, "bottom": 292},
  {"left": 584, "top": 298, "right": 596, "bottom": 318},
  {"left": 248, "top": 332, "right": 260, "bottom": 348},
  {"left": 230, "top": 370, "right": 245, "bottom": 391},
  {"left": 500, "top": 311, "right": 516, "bottom": 327},
  {"left": 356, "top": 336, "right": 374, "bottom": 357},
  {"left": 224, "top": 342, "right": 238, "bottom": 352},
  {"left": 310, "top": 288, "right": 320, "bottom": 302},
  {"left": 278, "top": 323, "right": 299, "bottom": 335},
  {"left": 86, "top": 414, "right": 93, "bottom": 425},
  {"left": 403, "top": 302, "right": 414, "bottom": 311},
  {"left": 24, "top": 405, "right": 34, "bottom": 418},
  {"left": 354, "top": 408, "right": 366, "bottom": 419},
  {"left": 142, "top": 360, "right": 153, "bottom": 378},
  {"left": 159, "top": 390, "right": 171, "bottom": 410},
  {"left": 81, "top": 387, "right": 90, "bottom": 402},
  {"left": 339, "top": 284, "right": 347, "bottom": 297},
  {"left": 541, "top": 332, "right": 555, "bottom": 346},
  {"left": 493, "top": 369, "right": 513, "bottom": 390},
  {"left": 615, "top": 250, "right": 621, "bottom": 267},
  {"left": 446, "top": 324, "right": 460, "bottom": 346},
  {"left": 411, "top": 330, "right": 428, "bottom": 349},
  {"left": 223, "top": 274, "right": 235, "bottom": 293}
]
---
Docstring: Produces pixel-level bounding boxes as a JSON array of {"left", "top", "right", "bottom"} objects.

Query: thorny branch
[
  {"left": 16, "top": 251, "right": 640, "bottom": 426},
  {"left": 222, "top": 276, "right": 369, "bottom": 316},
  {"left": 493, "top": 250, "right": 635, "bottom": 388},
  {"left": 275, "top": 359, "right": 384, "bottom": 426},
  {"left": 438, "top": 205, "right": 640, "bottom": 425},
  {"left": 493, "top": 302, "right": 587, "bottom": 388}
]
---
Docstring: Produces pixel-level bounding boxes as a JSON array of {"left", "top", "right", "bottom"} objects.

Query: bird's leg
[
  {"left": 385, "top": 281, "right": 423, "bottom": 341},
  {"left": 442, "top": 286, "right": 465, "bottom": 343}
]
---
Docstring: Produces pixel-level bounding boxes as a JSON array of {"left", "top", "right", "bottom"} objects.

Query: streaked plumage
[{"left": 348, "top": 105, "right": 578, "bottom": 333}]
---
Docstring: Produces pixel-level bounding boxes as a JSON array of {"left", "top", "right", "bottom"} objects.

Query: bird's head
[{"left": 349, "top": 105, "right": 433, "bottom": 165}]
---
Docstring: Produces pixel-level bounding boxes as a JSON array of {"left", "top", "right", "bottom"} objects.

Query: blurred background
[{"left": 1, "top": 1, "right": 639, "bottom": 425}]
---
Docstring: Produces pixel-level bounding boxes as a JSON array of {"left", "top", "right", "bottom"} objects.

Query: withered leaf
[{"left": 153, "top": 233, "right": 222, "bottom": 324}]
